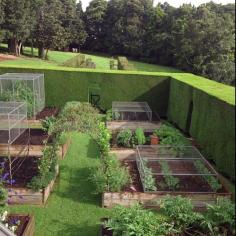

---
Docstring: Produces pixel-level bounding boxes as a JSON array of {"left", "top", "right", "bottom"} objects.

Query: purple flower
[
  {"left": 2, "top": 173, "right": 9, "bottom": 181},
  {"left": 0, "top": 162, "right": 5, "bottom": 168}
]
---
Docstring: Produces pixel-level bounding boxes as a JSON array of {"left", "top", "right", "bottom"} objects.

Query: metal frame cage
[
  {"left": 0, "top": 73, "right": 45, "bottom": 118},
  {"left": 0, "top": 102, "right": 28, "bottom": 144},
  {"left": 112, "top": 102, "right": 152, "bottom": 121},
  {"left": 136, "top": 145, "right": 220, "bottom": 193}
]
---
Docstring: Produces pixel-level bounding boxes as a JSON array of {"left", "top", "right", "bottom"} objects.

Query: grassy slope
[{"left": 9, "top": 133, "right": 111, "bottom": 236}]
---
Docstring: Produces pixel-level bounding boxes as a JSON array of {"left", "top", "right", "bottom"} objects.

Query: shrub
[
  {"left": 28, "top": 145, "right": 58, "bottom": 191},
  {"left": 202, "top": 198, "right": 235, "bottom": 235},
  {"left": 41, "top": 116, "right": 56, "bottom": 133},
  {"left": 134, "top": 128, "right": 146, "bottom": 145},
  {"left": 96, "top": 122, "right": 111, "bottom": 156},
  {"left": 91, "top": 154, "right": 130, "bottom": 193},
  {"left": 117, "top": 129, "right": 133, "bottom": 148},
  {"left": 0, "top": 187, "right": 7, "bottom": 204},
  {"left": 117, "top": 57, "right": 135, "bottom": 70},
  {"left": 106, "top": 109, "right": 113, "bottom": 121},
  {"left": 105, "top": 204, "right": 176, "bottom": 236},
  {"left": 159, "top": 195, "right": 201, "bottom": 233}
]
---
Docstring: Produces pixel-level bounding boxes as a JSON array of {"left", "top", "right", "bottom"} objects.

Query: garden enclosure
[
  {"left": 0, "top": 73, "right": 45, "bottom": 118},
  {"left": 0, "top": 102, "right": 28, "bottom": 144},
  {"left": 136, "top": 145, "right": 222, "bottom": 193},
  {"left": 112, "top": 102, "right": 152, "bottom": 121}
]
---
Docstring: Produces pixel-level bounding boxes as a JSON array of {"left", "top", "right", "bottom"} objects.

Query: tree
[
  {"left": 0, "top": 0, "right": 5, "bottom": 42},
  {"left": 3, "top": 0, "right": 32, "bottom": 56},
  {"left": 84, "top": 0, "right": 107, "bottom": 51},
  {"left": 34, "top": 0, "right": 67, "bottom": 59}
]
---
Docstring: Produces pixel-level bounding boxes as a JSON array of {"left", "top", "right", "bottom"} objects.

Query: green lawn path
[{"left": 9, "top": 133, "right": 110, "bottom": 236}]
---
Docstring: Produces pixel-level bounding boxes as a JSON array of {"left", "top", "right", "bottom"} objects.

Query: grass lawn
[
  {"left": 0, "top": 44, "right": 180, "bottom": 72},
  {"left": 8, "top": 132, "right": 111, "bottom": 236}
]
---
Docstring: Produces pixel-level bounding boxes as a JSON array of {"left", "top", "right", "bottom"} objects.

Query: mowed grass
[
  {"left": 0, "top": 44, "right": 180, "bottom": 72},
  {"left": 8, "top": 133, "right": 111, "bottom": 236}
]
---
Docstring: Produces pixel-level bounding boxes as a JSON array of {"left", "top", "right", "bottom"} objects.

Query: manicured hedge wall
[
  {"left": 167, "top": 76, "right": 235, "bottom": 180},
  {"left": 0, "top": 67, "right": 170, "bottom": 116}
]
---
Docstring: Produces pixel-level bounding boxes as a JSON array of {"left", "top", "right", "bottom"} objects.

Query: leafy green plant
[
  {"left": 154, "top": 124, "right": 188, "bottom": 157},
  {"left": 96, "top": 122, "right": 111, "bottom": 156},
  {"left": 201, "top": 198, "right": 235, "bottom": 235},
  {"left": 28, "top": 145, "right": 58, "bottom": 191},
  {"left": 142, "top": 159, "right": 157, "bottom": 191},
  {"left": 194, "top": 160, "right": 222, "bottom": 192},
  {"left": 160, "top": 161, "right": 179, "bottom": 190},
  {"left": 91, "top": 154, "right": 130, "bottom": 193},
  {"left": 134, "top": 128, "right": 146, "bottom": 145},
  {"left": 106, "top": 109, "right": 113, "bottom": 121},
  {"left": 41, "top": 116, "right": 56, "bottom": 133},
  {"left": 0, "top": 187, "right": 7, "bottom": 204},
  {"left": 159, "top": 195, "right": 201, "bottom": 233},
  {"left": 105, "top": 204, "right": 176, "bottom": 236},
  {"left": 117, "top": 129, "right": 133, "bottom": 148}
]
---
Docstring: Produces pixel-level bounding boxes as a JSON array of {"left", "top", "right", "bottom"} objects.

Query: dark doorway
[{"left": 186, "top": 101, "right": 193, "bottom": 134}]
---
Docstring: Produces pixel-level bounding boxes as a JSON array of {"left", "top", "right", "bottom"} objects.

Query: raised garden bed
[
  {"left": 102, "top": 149, "right": 231, "bottom": 211},
  {"left": 24, "top": 107, "right": 60, "bottom": 128},
  {"left": 0, "top": 129, "right": 71, "bottom": 159},
  {"left": 1, "top": 156, "right": 58, "bottom": 205},
  {"left": 3, "top": 214, "right": 35, "bottom": 236}
]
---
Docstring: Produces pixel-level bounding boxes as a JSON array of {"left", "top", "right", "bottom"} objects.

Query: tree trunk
[
  {"left": 8, "top": 38, "right": 17, "bottom": 56},
  {"left": 38, "top": 45, "right": 45, "bottom": 59}
]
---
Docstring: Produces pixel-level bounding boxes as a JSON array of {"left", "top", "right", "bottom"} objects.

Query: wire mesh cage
[
  {"left": 136, "top": 145, "right": 221, "bottom": 193},
  {"left": 0, "top": 73, "right": 45, "bottom": 118},
  {"left": 0, "top": 102, "right": 28, "bottom": 144},
  {"left": 112, "top": 102, "right": 152, "bottom": 121}
]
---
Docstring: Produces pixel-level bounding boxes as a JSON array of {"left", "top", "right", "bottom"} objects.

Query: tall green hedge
[
  {"left": 0, "top": 67, "right": 170, "bottom": 116},
  {"left": 167, "top": 77, "right": 235, "bottom": 180}
]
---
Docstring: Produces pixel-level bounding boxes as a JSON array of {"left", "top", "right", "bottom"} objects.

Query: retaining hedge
[{"left": 0, "top": 66, "right": 170, "bottom": 116}]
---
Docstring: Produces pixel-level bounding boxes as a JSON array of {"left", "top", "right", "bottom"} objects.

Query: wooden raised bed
[
  {"left": 7, "top": 165, "right": 59, "bottom": 205},
  {"left": 0, "top": 129, "right": 71, "bottom": 159},
  {"left": 102, "top": 156, "right": 232, "bottom": 211},
  {"left": 6, "top": 214, "right": 35, "bottom": 236}
]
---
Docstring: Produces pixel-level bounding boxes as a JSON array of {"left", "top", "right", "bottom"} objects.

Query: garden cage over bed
[
  {"left": 112, "top": 102, "right": 152, "bottom": 121},
  {"left": 0, "top": 102, "right": 28, "bottom": 144},
  {"left": 0, "top": 73, "right": 45, "bottom": 118},
  {"left": 136, "top": 145, "right": 221, "bottom": 193}
]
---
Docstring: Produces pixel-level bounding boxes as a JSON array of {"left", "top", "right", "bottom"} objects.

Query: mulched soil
[
  {"left": 122, "top": 160, "right": 225, "bottom": 193},
  {"left": 36, "top": 107, "right": 60, "bottom": 120},
  {"left": 7, "top": 215, "right": 30, "bottom": 236},
  {"left": 13, "top": 129, "right": 52, "bottom": 145},
  {"left": 2, "top": 156, "right": 39, "bottom": 188},
  {"left": 122, "top": 160, "right": 143, "bottom": 192}
]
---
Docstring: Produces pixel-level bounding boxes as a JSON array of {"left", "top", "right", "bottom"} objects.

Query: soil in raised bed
[
  {"left": 36, "top": 107, "right": 60, "bottom": 120},
  {"left": 1, "top": 156, "right": 39, "bottom": 188},
  {"left": 7, "top": 215, "right": 30, "bottom": 236},
  {"left": 123, "top": 160, "right": 226, "bottom": 193},
  {"left": 122, "top": 160, "right": 143, "bottom": 192},
  {"left": 12, "top": 129, "right": 53, "bottom": 145}
]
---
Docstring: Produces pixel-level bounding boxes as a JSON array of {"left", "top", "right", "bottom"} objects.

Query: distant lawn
[{"left": 0, "top": 44, "right": 180, "bottom": 72}]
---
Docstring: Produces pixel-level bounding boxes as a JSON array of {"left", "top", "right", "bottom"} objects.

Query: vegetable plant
[
  {"left": 117, "top": 129, "right": 134, "bottom": 148},
  {"left": 91, "top": 154, "right": 130, "bottom": 193},
  {"left": 160, "top": 161, "right": 179, "bottom": 190},
  {"left": 134, "top": 128, "right": 146, "bottom": 145},
  {"left": 105, "top": 204, "right": 176, "bottom": 236},
  {"left": 141, "top": 159, "right": 157, "bottom": 191},
  {"left": 194, "top": 160, "right": 222, "bottom": 192},
  {"left": 96, "top": 122, "right": 111, "bottom": 156}
]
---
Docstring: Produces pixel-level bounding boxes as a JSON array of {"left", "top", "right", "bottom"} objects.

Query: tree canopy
[{"left": 0, "top": 0, "right": 235, "bottom": 85}]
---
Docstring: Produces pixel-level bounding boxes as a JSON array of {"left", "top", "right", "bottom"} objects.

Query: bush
[
  {"left": 117, "top": 129, "right": 134, "bottom": 148},
  {"left": 91, "top": 154, "right": 130, "bottom": 193},
  {"left": 117, "top": 57, "right": 135, "bottom": 70},
  {"left": 134, "top": 128, "right": 146, "bottom": 145},
  {"left": 202, "top": 198, "right": 235, "bottom": 235},
  {"left": 159, "top": 195, "right": 201, "bottom": 232},
  {"left": 105, "top": 204, "right": 176, "bottom": 236},
  {"left": 96, "top": 122, "right": 111, "bottom": 156},
  {"left": 28, "top": 146, "right": 58, "bottom": 191}
]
